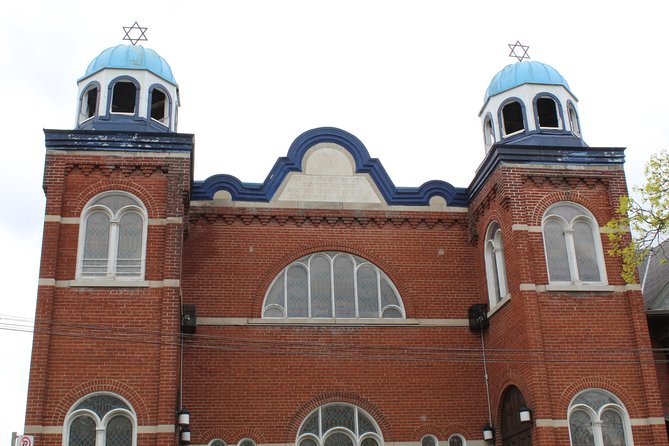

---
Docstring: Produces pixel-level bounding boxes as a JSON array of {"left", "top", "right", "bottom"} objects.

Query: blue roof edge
[{"left": 191, "top": 127, "right": 468, "bottom": 206}]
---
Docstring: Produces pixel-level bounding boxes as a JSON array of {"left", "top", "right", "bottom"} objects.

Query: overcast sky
[{"left": 1, "top": 0, "right": 667, "bottom": 442}]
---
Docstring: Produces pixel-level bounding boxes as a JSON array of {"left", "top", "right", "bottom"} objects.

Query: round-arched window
[
  {"left": 297, "top": 404, "right": 383, "bottom": 446},
  {"left": 568, "top": 389, "right": 632, "bottom": 446},
  {"left": 263, "top": 252, "right": 404, "bottom": 319}
]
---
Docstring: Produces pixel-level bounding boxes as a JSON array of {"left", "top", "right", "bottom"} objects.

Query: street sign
[{"left": 15, "top": 435, "right": 34, "bottom": 446}]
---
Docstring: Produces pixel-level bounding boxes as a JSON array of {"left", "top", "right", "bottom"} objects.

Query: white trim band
[
  {"left": 44, "top": 216, "right": 182, "bottom": 225},
  {"left": 518, "top": 283, "right": 640, "bottom": 292},
  {"left": 38, "top": 279, "right": 180, "bottom": 288},
  {"left": 25, "top": 424, "right": 176, "bottom": 434},
  {"left": 197, "top": 317, "right": 469, "bottom": 327}
]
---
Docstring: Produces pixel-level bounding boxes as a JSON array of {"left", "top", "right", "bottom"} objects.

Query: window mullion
[
  {"left": 376, "top": 269, "right": 382, "bottom": 317},
  {"left": 330, "top": 256, "right": 335, "bottom": 318},
  {"left": 108, "top": 220, "right": 119, "bottom": 278},
  {"left": 353, "top": 260, "right": 359, "bottom": 318},
  {"left": 96, "top": 425, "right": 105, "bottom": 446},
  {"left": 564, "top": 227, "right": 579, "bottom": 283},
  {"left": 283, "top": 270, "right": 288, "bottom": 317},
  {"left": 307, "top": 257, "right": 312, "bottom": 318}
]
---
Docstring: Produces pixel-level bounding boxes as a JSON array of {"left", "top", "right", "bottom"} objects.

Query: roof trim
[{"left": 191, "top": 127, "right": 468, "bottom": 206}]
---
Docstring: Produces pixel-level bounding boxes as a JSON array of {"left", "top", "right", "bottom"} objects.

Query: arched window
[
  {"left": 447, "top": 435, "right": 465, "bottom": 446},
  {"left": 297, "top": 403, "right": 383, "bottom": 446},
  {"left": 150, "top": 87, "right": 169, "bottom": 124},
  {"left": 542, "top": 203, "right": 606, "bottom": 285},
  {"left": 77, "top": 192, "right": 147, "bottom": 280},
  {"left": 209, "top": 440, "right": 226, "bottom": 446},
  {"left": 568, "top": 103, "right": 581, "bottom": 136},
  {"left": 568, "top": 389, "right": 633, "bottom": 446},
  {"left": 501, "top": 101, "right": 525, "bottom": 136},
  {"left": 63, "top": 393, "right": 136, "bottom": 446},
  {"left": 536, "top": 96, "right": 560, "bottom": 129},
  {"left": 79, "top": 84, "right": 98, "bottom": 124},
  {"left": 484, "top": 222, "right": 509, "bottom": 308},
  {"left": 239, "top": 439, "right": 256, "bottom": 446},
  {"left": 111, "top": 81, "right": 137, "bottom": 114},
  {"left": 262, "top": 252, "right": 405, "bottom": 319},
  {"left": 483, "top": 115, "right": 495, "bottom": 152},
  {"left": 421, "top": 435, "right": 438, "bottom": 446}
]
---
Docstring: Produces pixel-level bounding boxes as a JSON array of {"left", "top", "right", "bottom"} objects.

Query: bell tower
[{"left": 24, "top": 31, "right": 193, "bottom": 445}]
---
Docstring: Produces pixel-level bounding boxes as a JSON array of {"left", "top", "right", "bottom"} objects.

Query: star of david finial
[
  {"left": 122, "top": 21, "right": 148, "bottom": 45},
  {"left": 508, "top": 41, "right": 530, "bottom": 62}
]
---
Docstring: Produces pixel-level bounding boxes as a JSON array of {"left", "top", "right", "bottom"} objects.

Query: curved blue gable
[
  {"left": 192, "top": 127, "right": 468, "bottom": 207},
  {"left": 83, "top": 45, "right": 177, "bottom": 84}
]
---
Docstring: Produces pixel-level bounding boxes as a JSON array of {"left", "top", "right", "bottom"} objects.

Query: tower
[
  {"left": 469, "top": 59, "right": 668, "bottom": 445},
  {"left": 24, "top": 42, "right": 193, "bottom": 445}
]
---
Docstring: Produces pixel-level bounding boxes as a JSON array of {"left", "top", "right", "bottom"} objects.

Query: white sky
[{"left": 1, "top": 0, "right": 668, "bottom": 442}]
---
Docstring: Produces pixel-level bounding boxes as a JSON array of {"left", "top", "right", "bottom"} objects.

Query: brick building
[{"left": 23, "top": 43, "right": 669, "bottom": 446}]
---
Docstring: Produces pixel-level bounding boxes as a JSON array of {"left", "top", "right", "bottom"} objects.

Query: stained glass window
[
  {"left": 568, "top": 389, "right": 630, "bottom": 446},
  {"left": 79, "top": 192, "right": 146, "bottom": 279},
  {"left": 263, "top": 252, "right": 404, "bottom": 319},
  {"left": 66, "top": 394, "right": 135, "bottom": 446},
  {"left": 543, "top": 203, "right": 605, "bottom": 284},
  {"left": 298, "top": 404, "right": 383, "bottom": 446}
]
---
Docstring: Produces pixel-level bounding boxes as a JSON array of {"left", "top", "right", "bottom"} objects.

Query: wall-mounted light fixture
[
  {"left": 519, "top": 406, "right": 531, "bottom": 423},
  {"left": 483, "top": 425, "right": 495, "bottom": 441},
  {"left": 178, "top": 408, "right": 191, "bottom": 445}
]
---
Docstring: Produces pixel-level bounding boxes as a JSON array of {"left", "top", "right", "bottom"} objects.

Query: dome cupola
[
  {"left": 479, "top": 60, "right": 584, "bottom": 152},
  {"left": 76, "top": 44, "right": 179, "bottom": 132}
]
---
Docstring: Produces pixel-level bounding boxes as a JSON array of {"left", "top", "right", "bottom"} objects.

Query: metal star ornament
[
  {"left": 508, "top": 41, "right": 530, "bottom": 62},
  {"left": 122, "top": 22, "right": 148, "bottom": 45}
]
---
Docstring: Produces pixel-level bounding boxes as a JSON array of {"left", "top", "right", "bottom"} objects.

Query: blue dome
[
  {"left": 484, "top": 61, "right": 570, "bottom": 101},
  {"left": 83, "top": 45, "right": 176, "bottom": 84}
]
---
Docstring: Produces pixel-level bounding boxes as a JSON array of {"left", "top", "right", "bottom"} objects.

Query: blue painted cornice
[{"left": 192, "top": 127, "right": 468, "bottom": 206}]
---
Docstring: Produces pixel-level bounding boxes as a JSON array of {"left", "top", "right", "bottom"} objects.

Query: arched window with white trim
[
  {"left": 483, "top": 115, "right": 495, "bottom": 152},
  {"left": 79, "top": 84, "right": 99, "bottom": 124},
  {"left": 568, "top": 102, "right": 581, "bottom": 136},
  {"left": 262, "top": 252, "right": 405, "bottom": 319},
  {"left": 568, "top": 389, "right": 633, "bottom": 446},
  {"left": 297, "top": 403, "right": 383, "bottom": 446},
  {"left": 542, "top": 203, "right": 607, "bottom": 285},
  {"left": 484, "top": 221, "right": 509, "bottom": 308},
  {"left": 447, "top": 435, "right": 465, "bottom": 446},
  {"left": 63, "top": 393, "right": 137, "bottom": 446},
  {"left": 421, "top": 435, "right": 438, "bottom": 446},
  {"left": 77, "top": 192, "right": 148, "bottom": 280}
]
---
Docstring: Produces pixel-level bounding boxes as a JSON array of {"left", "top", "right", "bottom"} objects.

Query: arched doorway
[{"left": 501, "top": 386, "right": 532, "bottom": 446}]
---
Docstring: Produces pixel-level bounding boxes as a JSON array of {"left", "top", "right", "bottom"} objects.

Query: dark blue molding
[
  {"left": 44, "top": 129, "right": 194, "bottom": 152},
  {"left": 192, "top": 127, "right": 468, "bottom": 206},
  {"left": 468, "top": 144, "right": 626, "bottom": 202}
]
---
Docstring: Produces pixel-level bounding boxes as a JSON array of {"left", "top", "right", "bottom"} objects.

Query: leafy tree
[{"left": 607, "top": 150, "right": 669, "bottom": 283}]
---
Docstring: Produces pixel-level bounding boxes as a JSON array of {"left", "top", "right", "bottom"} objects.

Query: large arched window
[
  {"left": 542, "top": 203, "right": 606, "bottom": 285},
  {"left": 77, "top": 192, "right": 147, "bottom": 280},
  {"left": 297, "top": 403, "right": 383, "bottom": 446},
  {"left": 63, "top": 393, "right": 137, "bottom": 446},
  {"left": 536, "top": 96, "right": 561, "bottom": 129},
  {"left": 568, "top": 389, "right": 633, "bottom": 446},
  {"left": 111, "top": 80, "right": 138, "bottom": 114},
  {"left": 483, "top": 115, "right": 495, "bottom": 152},
  {"left": 79, "top": 83, "right": 99, "bottom": 124},
  {"left": 484, "top": 221, "right": 509, "bottom": 308},
  {"left": 501, "top": 100, "right": 525, "bottom": 136},
  {"left": 262, "top": 252, "right": 405, "bottom": 319}
]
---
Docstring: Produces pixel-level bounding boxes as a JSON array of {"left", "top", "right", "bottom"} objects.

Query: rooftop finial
[
  {"left": 508, "top": 41, "right": 530, "bottom": 62},
  {"left": 122, "top": 21, "right": 148, "bottom": 46}
]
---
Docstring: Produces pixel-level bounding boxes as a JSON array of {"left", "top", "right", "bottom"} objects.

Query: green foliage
[{"left": 607, "top": 150, "right": 669, "bottom": 283}]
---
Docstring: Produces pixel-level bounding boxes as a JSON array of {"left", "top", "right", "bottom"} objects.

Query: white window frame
[
  {"left": 484, "top": 221, "right": 509, "bottom": 309},
  {"left": 262, "top": 252, "right": 405, "bottom": 320},
  {"left": 542, "top": 202, "right": 607, "bottom": 286},
  {"left": 208, "top": 440, "right": 227, "bottom": 446},
  {"left": 568, "top": 389, "right": 634, "bottom": 446},
  {"left": 447, "top": 434, "right": 466, "bottom": 446},
  {"left": 483, "top": 115, "right": 495, "bottom": 152},
  {"left": 79, "top": 84, "right": 99, "bottom": 124},
  {"left": 536, "top": 96, "right": 562, "bottom": 129},
  {"left": 568, "top": 103, "right": 581, "bottom": 136},
  {"left": 76, "top": 191, "right": 148, "bottom": 281},
  {"left": 296, "top": 403, "right": 384, "bottom": 446},
  {"left": 421, "top": 434, "right": 439, "bottom": 446},
  {"left": 62, "top": 392, "right": 138, "bottom": 446}
]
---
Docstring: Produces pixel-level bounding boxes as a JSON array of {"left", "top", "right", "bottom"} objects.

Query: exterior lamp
[
  {"left": 519, "top": 407, "right": 531, "bottom": 422},
  {"left": 178, "top": 408, "right": 190, "bottom": 427},
  {"left": 180, "top": 426, "right": 191, "bottom": 444},
  {"left": 483, "top": 425, "right": 494, "bottom": 441}
]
